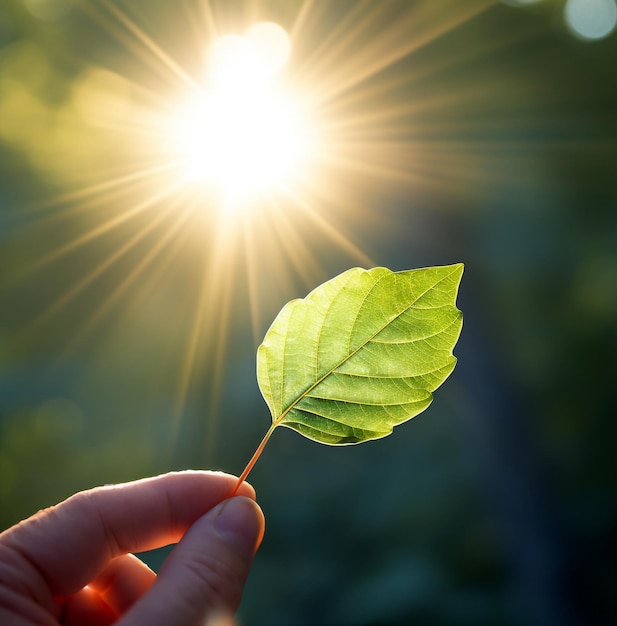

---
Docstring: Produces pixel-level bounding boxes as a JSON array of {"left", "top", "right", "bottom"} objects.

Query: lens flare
[{"left": 167, "top": 23, "right": 310, "bottom": 211}]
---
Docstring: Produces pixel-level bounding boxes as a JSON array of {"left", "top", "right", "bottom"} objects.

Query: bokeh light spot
[{"left": 564, "top": 0, "right": 617, "bottom": 41}]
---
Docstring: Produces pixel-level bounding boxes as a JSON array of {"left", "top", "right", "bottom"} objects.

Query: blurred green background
[{"left": 1, "top": 0, "right": 616, "bottom": 624}]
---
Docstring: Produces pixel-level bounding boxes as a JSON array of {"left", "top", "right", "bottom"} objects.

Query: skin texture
[{"left": 0, "top": 471, "right": 265, "bottom": 626}]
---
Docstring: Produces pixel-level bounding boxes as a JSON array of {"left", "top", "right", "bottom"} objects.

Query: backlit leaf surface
[{"left": 257, "top": 264, "right": 463, "bottom": 445}]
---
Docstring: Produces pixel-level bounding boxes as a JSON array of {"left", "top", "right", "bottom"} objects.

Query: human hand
[{"left": 0, "top": 471, "right": 265, "bottom": 625}]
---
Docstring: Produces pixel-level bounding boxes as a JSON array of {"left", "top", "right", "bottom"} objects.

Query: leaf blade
[{"left": 257, "top": 263, "right": 463, "bottom": 445}]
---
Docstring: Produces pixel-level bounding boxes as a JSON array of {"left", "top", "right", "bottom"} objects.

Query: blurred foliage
[{"left": 1, "top": 1, "right": 617, "bottom": 624}]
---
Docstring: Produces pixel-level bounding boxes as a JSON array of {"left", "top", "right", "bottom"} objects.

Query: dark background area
[{"left": 1, "top": 1, "right": 616, "bottom": 624}]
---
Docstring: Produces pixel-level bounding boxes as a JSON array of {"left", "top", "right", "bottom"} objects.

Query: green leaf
[
  {"left": 232, "top": 264, "right": 463, "bottom": 492},
  {"left": 257, "top": 263, "right": 463, "bottom": 445}
]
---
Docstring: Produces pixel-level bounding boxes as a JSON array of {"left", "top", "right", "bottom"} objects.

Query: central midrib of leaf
[{"left": 273, "top": 267, "right": 457, "bottom": 426}]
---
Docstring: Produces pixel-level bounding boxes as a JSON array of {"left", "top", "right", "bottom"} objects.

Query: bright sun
[{"left": 168, "top": 22, "right": 310, "bottom": 209}]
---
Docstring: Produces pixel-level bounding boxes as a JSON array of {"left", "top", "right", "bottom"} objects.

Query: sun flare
[{"left": 167, "top": 22, "right": 311, "bottom": 209}]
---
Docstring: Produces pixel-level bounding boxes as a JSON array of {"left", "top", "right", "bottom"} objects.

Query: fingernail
[{"left": 214, "top": 497, "right": 264, "bottom": 560}]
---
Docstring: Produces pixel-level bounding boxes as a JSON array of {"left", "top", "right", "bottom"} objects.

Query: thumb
[{"left": 120, "top": 496, "right": 265, "bottom": 626}]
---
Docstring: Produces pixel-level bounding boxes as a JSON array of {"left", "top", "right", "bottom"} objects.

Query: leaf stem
[{"left": 231, "top": 423, "right": 277, "bottom": 495}]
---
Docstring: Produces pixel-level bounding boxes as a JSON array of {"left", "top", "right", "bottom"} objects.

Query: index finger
[{"left": 0, "top": 471, "right": 255, "bottom": 597}]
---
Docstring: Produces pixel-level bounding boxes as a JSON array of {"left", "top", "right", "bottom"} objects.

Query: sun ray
[
  {"left": 202, "top": 250, "right": 237, "bottom": 466},
  {"left": 295, "top": 0, "right": 372, "bottom": 78},
  {"left": 239, "top": 185, "right": 376, "bottom": 350},
  {"left": 242, "top": 217, "right": 263, "bottom": 347},
  {"left": 30, "top": 187, "right": 186, "bottom": 329},
  {"left": 316, "top": 15, "right": 541, "bottom": 134},
  {"left": 167, "top": 250, "right": 209, "bottom": 453},
  {"left": 61, "top": 196, "right": 194, "bottom": 353},
  {"left": 17, "top": 164, "right": 173, "bottom": 218},
  {"left": 26, "top": 180, "right": 184, "bottom": 274},
  {"left": 199, "top": 0, "right": 220, "bottom": 38},
  {"left": 266, "top": 205, "right": 327, "bottom": 288},
  {"left": 123, "top": 204, "right": 202, "bottom": 315},
  {"left": 302, "top": 0, "right": 495, "bottom": 106},
  {"left": 289, "top": 0, "right": 316, "bottom": 43},
  {"left": 183, "top": 0, "right": 219, "bottom": 44},
  {"left": 93, "top": 0, "right": 202, "bottom": 92},
  {"left": 169, "top": 210, "right": 241, "bottom": 452},
  {"left": 240, "top": 212, "right": 306, "bottom": 347},
  {"left": 286, "top": 192, "right": 376, "bottom": 269}
]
